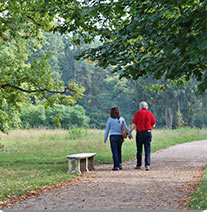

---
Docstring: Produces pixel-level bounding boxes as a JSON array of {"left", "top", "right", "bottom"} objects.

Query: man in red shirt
[{"left": 130, "top": 101, "right": 156, "bottom": 171}]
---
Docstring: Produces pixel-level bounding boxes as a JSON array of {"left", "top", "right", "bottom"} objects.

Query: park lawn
[{"left": 0, "top": 127, "right": 207, "bottom": 203}]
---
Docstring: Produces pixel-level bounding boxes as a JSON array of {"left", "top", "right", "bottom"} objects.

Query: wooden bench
[{"left": 66, "top": 153, "right": 96, "bottom": 174}]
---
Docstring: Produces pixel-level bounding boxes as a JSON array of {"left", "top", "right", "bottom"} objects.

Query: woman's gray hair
[{"left": 139, "top": 101, "right": 148, "bottom": 110}]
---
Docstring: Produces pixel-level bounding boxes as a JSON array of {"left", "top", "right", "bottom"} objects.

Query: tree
[
  {"left": 1, "top": 1, "right": 206, "bottom": 91},
  {"left": 78, "top": 1, "right": 207, "bottom": 92},
  {"left": 0, "top": 1, "right": 87, "bottom": 132},
  {"left": 0, "top": 31, "right": 84, "bottom": 133},
  {"left": 1, "top": 1, "right": 207, "bottom": 132},
  {"left": 39, "top": 32, "right": 207, "bottom": 129}
]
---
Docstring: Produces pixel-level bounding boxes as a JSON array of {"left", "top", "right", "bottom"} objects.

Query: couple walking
[{"left": 104, "top": 101, "right": 156, "bottom": 171}]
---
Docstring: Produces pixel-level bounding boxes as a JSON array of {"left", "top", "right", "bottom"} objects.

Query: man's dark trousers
[{"left": 136, "top": 131, "right": 152, "bottom": 167}]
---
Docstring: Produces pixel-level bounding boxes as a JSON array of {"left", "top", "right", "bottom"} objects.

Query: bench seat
[{"left": 66, "top": 153, "right": 96, "bottom": 174}]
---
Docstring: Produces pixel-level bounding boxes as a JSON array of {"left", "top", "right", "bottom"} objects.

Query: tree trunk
[{"left": 165, "top": 107, "right": 173, "bottom": 129}]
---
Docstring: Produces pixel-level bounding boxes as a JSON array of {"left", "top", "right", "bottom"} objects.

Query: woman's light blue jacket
[{"left": 104, "top": 117, "right": 131, "bottom": 141}]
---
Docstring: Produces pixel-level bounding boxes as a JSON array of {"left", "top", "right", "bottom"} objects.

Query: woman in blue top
[{"left": 104, "top": 107, "right": 132, "bottom": 171}]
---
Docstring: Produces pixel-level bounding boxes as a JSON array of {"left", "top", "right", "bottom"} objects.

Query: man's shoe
[
  {"left": 135, "top": 166, "right": 142, "bottom": 170},
  {"left": 119, "top": 166, "right": 122, "bottom": 170},
  {"left": 145, "top": 166, "right": 150, "bottom": 171},
  {"left": 112, "top": 167, "right": 119, "bottom": 171}
]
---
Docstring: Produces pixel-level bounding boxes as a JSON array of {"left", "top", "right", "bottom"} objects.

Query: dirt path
[{"left": 4, "top": 140, "right": 207, "bottom": 210}]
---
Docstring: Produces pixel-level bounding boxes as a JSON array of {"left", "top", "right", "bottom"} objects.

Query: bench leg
[
  {"left": 80, "top": 158, "right": 89, "bottom": 172},
  {"left": 68, "top": 159, "right": 81, "bottom": 174},
  {"left": 88, "top": 156, "right": 95, "bottom": 170}
]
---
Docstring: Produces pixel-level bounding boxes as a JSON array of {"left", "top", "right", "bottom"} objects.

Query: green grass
[
  {"left": 0, "top": 127, "right": 207, "bottom": 202},
  {"left": 189, "top": 166, "right": 207, "bottom": 210}
]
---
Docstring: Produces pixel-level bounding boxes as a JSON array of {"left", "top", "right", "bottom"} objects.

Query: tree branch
[
  {"left": 27, "top": 15, "right": 42, "bottom": 26},
  {"left": 0, "top": 8, "right": 7, "bottom": 12},
  {"left": 1, "top": 84, "right": 73, "bottom": 94}
]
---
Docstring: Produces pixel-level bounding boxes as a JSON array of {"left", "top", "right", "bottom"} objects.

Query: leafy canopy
[
  {"left": 0, "top": 0, "right": 86, "bottom": 132},
  {"left": 1, "top": 0, "right": 206, "bottom": 91},
  {"left": 0, "top": 0, "right": 207, "bottom": 133},
  {"left": 77, "top": 0, "right": 207, "bottom": 91},
  {"left": 0, "top": 32, "right": 84, "bottom": 132}
]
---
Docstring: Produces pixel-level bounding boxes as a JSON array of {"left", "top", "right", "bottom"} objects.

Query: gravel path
[{"left": 4, "top": 140, "right": 207, "bottom": 210}]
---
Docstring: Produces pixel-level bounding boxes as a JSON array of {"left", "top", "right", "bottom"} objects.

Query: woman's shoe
[
  {"left": 145, "top": 166, "right": 150, "bottom": 171},
  {"left": 112, "top": 167, "right": 119, "bottom": 171},
  {"left": 135, "top": 166, "right": 142, "bottom": 169}
]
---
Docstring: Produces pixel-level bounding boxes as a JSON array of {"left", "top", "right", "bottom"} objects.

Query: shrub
[
  {"left": 172, "top": 109, "right": 184, "bottom": 129},
  {"left": 20, "top": 104, "right": 46, "bottom": 128},
  {"left": 20, "top": 104, "right": 90, "bottom": 129},
  {"left": 67, "top": 127, "right": 88, "bottom": 139}
]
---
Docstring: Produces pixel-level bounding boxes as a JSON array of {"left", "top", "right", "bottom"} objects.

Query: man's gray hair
[{"left": 139, "top": 101, "right": 148, "bottom": 110}]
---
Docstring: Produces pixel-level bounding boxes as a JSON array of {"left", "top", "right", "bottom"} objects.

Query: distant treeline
[{"left": 23, "top": 32, "right": 207, "bottom": 129}]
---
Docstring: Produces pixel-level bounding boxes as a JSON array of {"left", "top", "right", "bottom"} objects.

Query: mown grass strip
[{"left": 189, "top": 166, "right": 207, "bottom": 210}]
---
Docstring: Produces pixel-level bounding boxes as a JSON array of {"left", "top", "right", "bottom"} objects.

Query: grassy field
[{"left": 0, "top": 127, "right": 207, "bottom": 206}]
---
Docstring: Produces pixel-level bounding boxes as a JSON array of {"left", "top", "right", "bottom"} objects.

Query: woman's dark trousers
[{"left": 110, "top": 135, "right": 123, "bottom": 169}]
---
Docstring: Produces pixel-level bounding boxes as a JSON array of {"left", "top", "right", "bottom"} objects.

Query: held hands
[{"left": 128, "top": 135, "right": 133, "bottom": 139}]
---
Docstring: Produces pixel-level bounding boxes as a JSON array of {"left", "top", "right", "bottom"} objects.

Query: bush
[
  {"left": 20, "top": 104, "right": 90, "bottom": 129},
  {"left": 172, "top": 110, "right": 184, "bottom": 129},
  {"left": 67, "top": 127, "right": 88, "bottom": 139},
  {"left": 20, "top": 104, "right": 46, "bottom": 128}
]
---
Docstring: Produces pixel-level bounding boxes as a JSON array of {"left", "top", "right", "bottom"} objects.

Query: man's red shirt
[{"left": 132, "top": 109, "right": 156, "bottom": 131}]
